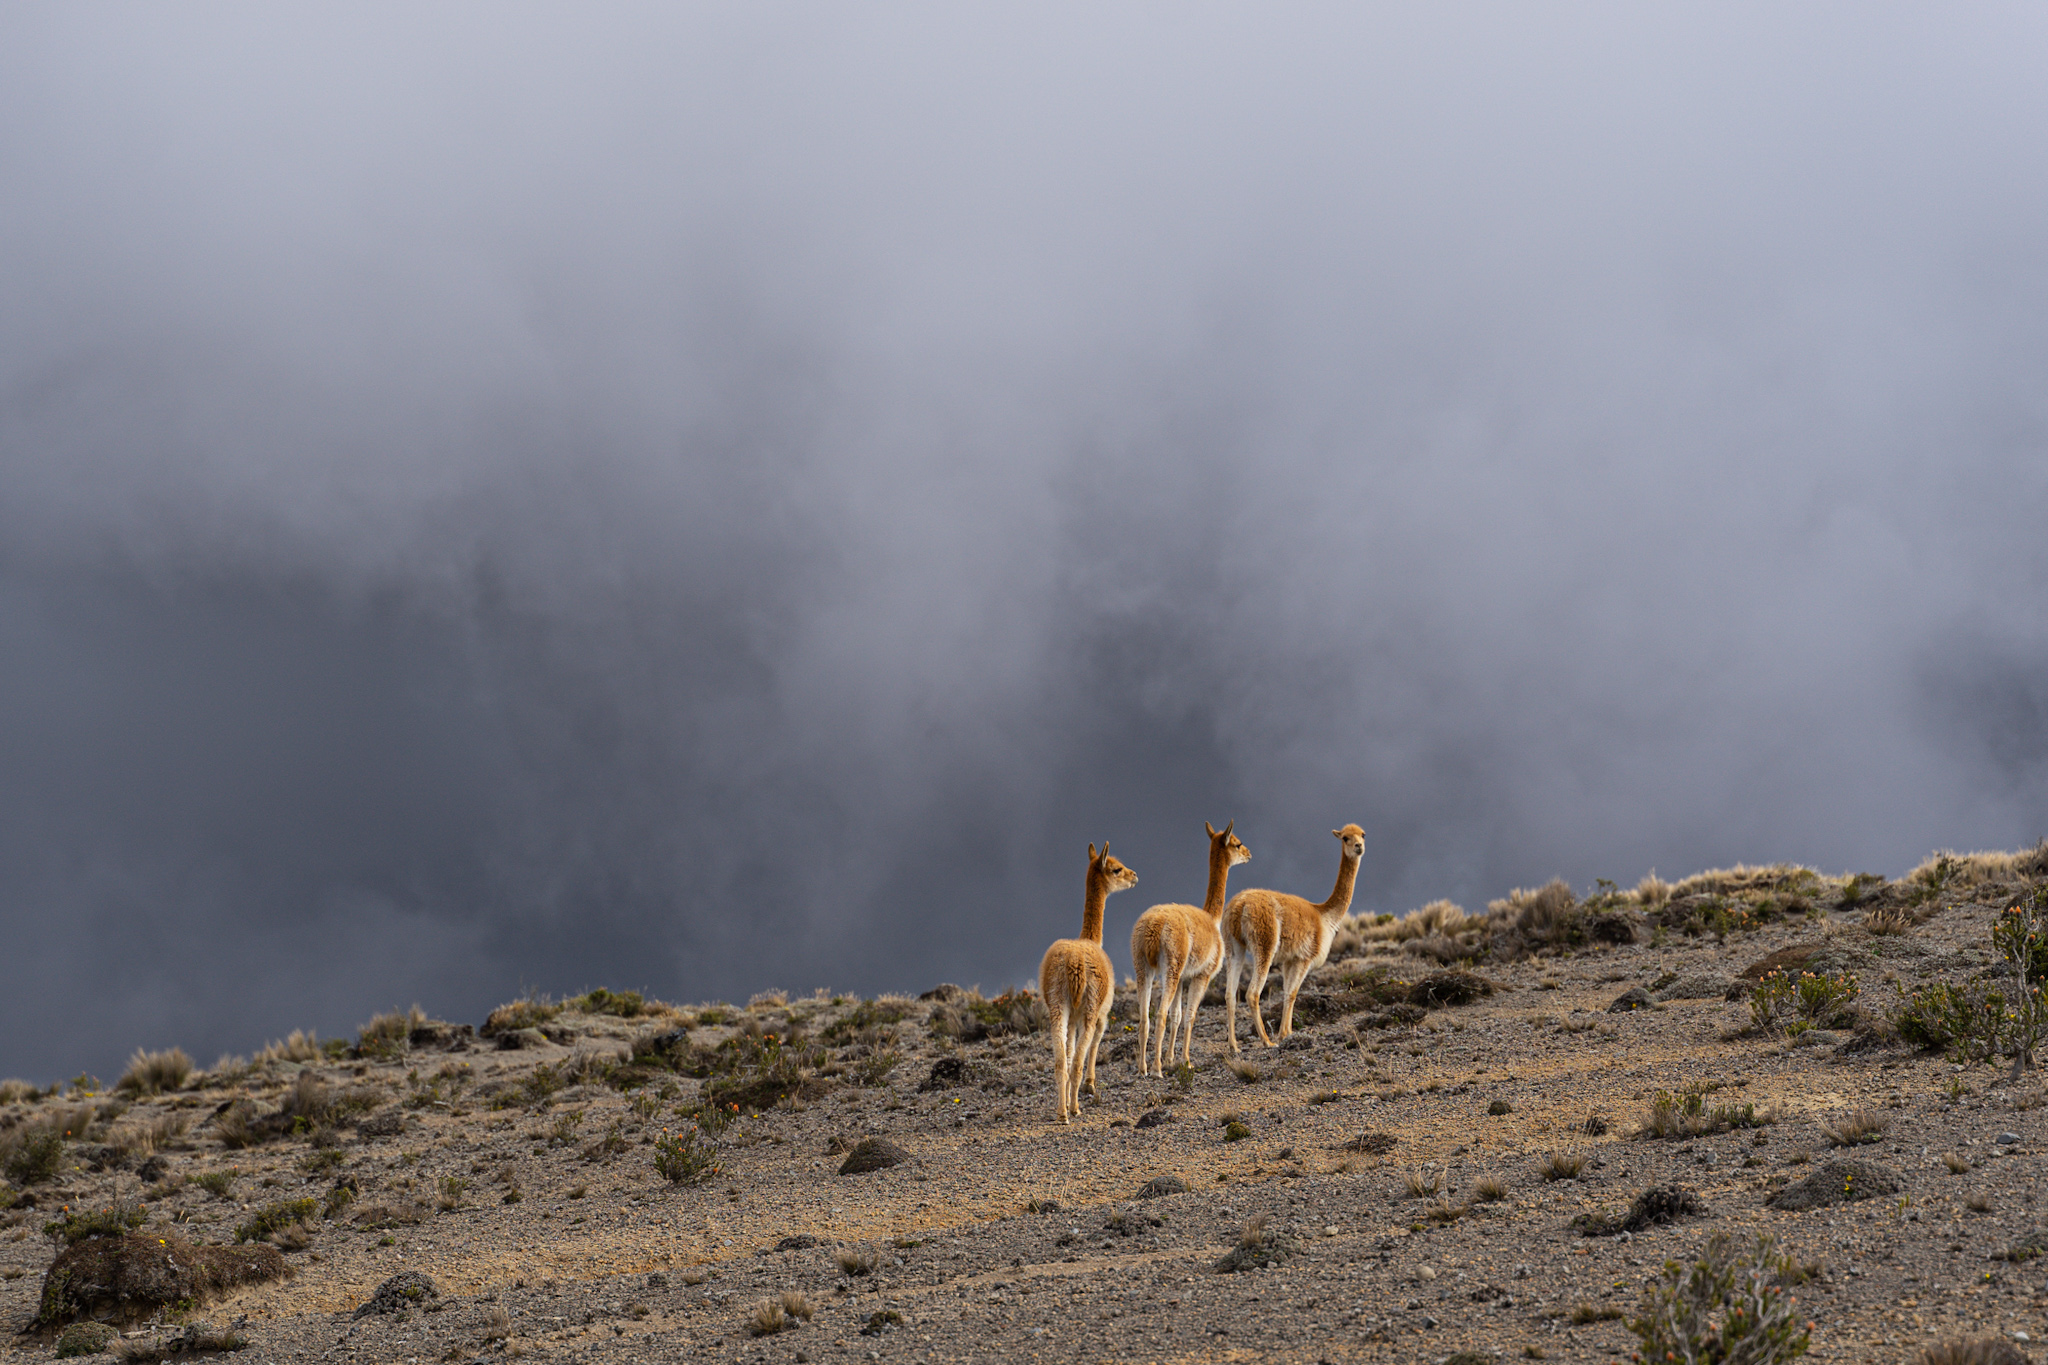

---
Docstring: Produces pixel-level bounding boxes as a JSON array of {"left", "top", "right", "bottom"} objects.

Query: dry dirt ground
[{"left": 4, "top": 867, "right": 2046, "bottom": 1364}]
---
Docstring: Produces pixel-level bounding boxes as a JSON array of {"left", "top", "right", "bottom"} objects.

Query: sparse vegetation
[
  {"left": 1473, "top": 1173, "right": 1508, "bottom": 1202},
  {"left": 234, "top": 1197, "right": 317, "bottom": 1244},
  {"left": 1225, "top": 1057, "right": 1262, "bottom": 1084},
  {"left": 1640, "top": 1081, "right": 1771, "bottom": 1139},
  {"left": 1819, "top": 1107, "right": 1891, "bottom": 1147},
  {"left": 835, "top": 1244, "right": 879, "bottom": 1276},
  {"left": 654, "top": 1124, "right": 721, "bottom": 1184},
  {"left": 1539, "top": 1151, "right": 1586, "bottom": 1181},
  {"left": 1402, "top": 1166, "right": 1442, "bottom": 1197},
  {"left": 115, "top": 1047, "right": 193, "bottom": 1096},
  {"left": 1626, "top": 1232, "right": 1811, "bottom": 1365}
]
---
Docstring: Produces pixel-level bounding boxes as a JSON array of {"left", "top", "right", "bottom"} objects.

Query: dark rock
[
  {"left": 1654, "top": 973, "right": 1731, "bottom": 1001},
  {"left": 1137, "top": 1175, "right": 1188, "bottom": 1199},
  {"left": 1279, "top": 1035, "right": 1315, "bottom": 1052},
  {"left": 918, "top": 1058, "right": 972, "bottom": 1092},
  {"left": 774, "top": 1235, "right": 820, "bottom": 1252},
  {"left": 1356, "top": 1004, "right": 1428, "bottom": 1030},
  {"left": 1606, "top": 987, "right": 1654, "bottom": 1013},
  {"left": 78, "top": 1144, "right": 132, "bottom": 1173},
  {"left": 352, "top": 1271, "right": 439, "bottom": 1318},
  {"left": 136, "top": 1155, "right": 170, "bottom": 1185},
  {"left": 407, "top": 1021, "right": 476, "bottom": 1051},
  {"left": 1588, "top": 912, "right": 1639, "bottom": 945},
  {"left": 1768, "top": 1159, "right": 1905, "bottom": 1211},
  {"left": 1582, "top": 1115, "right": 1610, "bottom": 1136},
  {"left": 1339, "top": 1132, "right": 1397, "bottom": 1155},
  {"left": 1215, "top": 1224, "right": 1296, "bottom": 1273},
  {"left": 837, "top": 1138, "right": 909, "bottom": 1175},
  {"left": 496, "top": 1027, "right": 552, "bottom": 1051},
  {"left": 356, "top": 1108, "right": 407, "bottom": 1138},
  {"left": 1998, "top": 1132, "right": 2022, "bottom": 1145},
  {"left": 1575, "top": 1183, "right": 1706, "bottom": 1236},
  {"left": 919, "top": 984, "right": 966, "bottom": 1003},
  {"left": 1408, "top": 971, "right": 1495, "bottom": 1008},
  {"left": 1134, "top": 1108, "right": 1174, "bottom": 1129}
]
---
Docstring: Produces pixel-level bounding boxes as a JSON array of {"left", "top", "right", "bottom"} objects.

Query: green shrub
[
  {"left": 571, "top": 988, "right": 647, "bottom": 1017},
  {"left": 1628, "top": 1231, "right": 1811, "bottom": 1365},
  {"left": 653, "top": 1125, "right": 721, "bottom": 1184},
  {"left": 44, "top": 1202, "right": 147, "bottom": 1243},
  {"left": 54, "top": 1320, "right": 118, "bottom": 1357},
  {"left": 2, "top": 1125, "right": 65, "bottom": 1184}
]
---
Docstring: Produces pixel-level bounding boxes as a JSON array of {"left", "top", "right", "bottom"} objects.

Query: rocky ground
[{"left": 4, "top": 859, "right": 2047, "bottom": 1364}]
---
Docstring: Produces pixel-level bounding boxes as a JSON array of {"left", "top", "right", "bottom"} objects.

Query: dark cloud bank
[{"left": 3, "top": 7, "right": 2046, "bottom": 1081}]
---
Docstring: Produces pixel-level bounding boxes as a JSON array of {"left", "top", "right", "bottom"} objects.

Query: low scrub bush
[
  {"left": 44, "top": 1202, "right": 147, "bottom": 1243},
  {"left": 570, "top": 988, "right": 648, "bottom": 1017},
  {"left": 481, "top": 997, "right": 560, "bottom": 1037},
  {"left": 234, "top": 1197, "right": 317, "bottom": 1244},
  {"left": 1626, "top": 1232, "right": 1811, "bottom": 1365},
  {"left": 653, "top": 1124, "right": 721, "bottom": 1184}
]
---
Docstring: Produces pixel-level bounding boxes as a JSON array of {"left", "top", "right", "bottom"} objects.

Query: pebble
[
  {"left": 1996, "top": 1132, "right": 2021, "bottom": 1145},
  {"left": 1323, "top": 1225, "right": 1340, "bottom": 1237}
]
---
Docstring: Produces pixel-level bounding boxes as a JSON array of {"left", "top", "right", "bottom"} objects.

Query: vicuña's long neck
[
  {"left": 1318, "top": 851, "right": 1362, "bottom": 919},
  {"left": 1201, "top": 849, "right": 1234, "bottom": 923},
  {"left": 1080, "top": 871, "right": 1108, "bottom": 943}
]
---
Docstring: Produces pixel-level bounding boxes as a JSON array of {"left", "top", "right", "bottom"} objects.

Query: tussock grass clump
[
  {"left": 1473, "top": 1173, "right": 1508, "bottom": 1202},
  {"left": 1942, "top": 1152, "right": 1971, "bottom": 1174},
  {"left": 748, "top": 1299, "right": 789, "bottom": 1336},
  {"left": 252, "top": 1030, "right": 324, "bottom": 1065},
  {"left": 834, "top": 1244, "right": 879, "bottom": 1276},
  {"left": 0, "top": 1078, "right": 47, "bottom": 1104},
  {"left": 1225, "top": 1057, "right": 1262, "bottom": 1084},
  {"left": 1539, "top": 1151, "right": 1586, "bottom": 1182},
  {"left": 355, "top": 1007, "right": 427, "bottom": 1061},
  {"left": 1639, "top": 1082, "right": 1772, "bottom": 1139},
  {"left": 1401, "top": 1166, "right": 1442, "bottom": 1197},
  {"left": 481, "top": 997, "right": 559, "bottom": 1037},
  {"left": 116, "top": 1048, "right": 193, "bottom": 1097},
  {"left": 1819, "top": 1107, "right": 1890, "bottom": 1147}
]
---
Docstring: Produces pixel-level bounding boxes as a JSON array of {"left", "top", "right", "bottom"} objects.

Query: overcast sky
[{"left": 3, "top": 5, "right": 2045, "bottom": 1083}]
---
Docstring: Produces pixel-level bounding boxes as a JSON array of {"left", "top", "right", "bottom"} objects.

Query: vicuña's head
[
  {"left": 1206, "top": 819, "right": 1251, "bottom": 868},
  {"left": 1087, "top": 841, "right": 1139, "bottom": 894},
  {"left": 1332, "top": 823, "right": 1366, "bottom": 860}
]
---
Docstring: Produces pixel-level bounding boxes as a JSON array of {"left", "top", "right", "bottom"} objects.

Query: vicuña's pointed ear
[
  {"left": 1088, "top": 842, "right": 1098, "bottom": 861},
  {"left": 1332, "top": 829, "right": 1342, "bottom": 839},
  {"left": 1205, "top": 821, "right": 1218, "bottom": 838},
  {"left": 1223, "top": 820, "right": 1234, "bottom": 836}
]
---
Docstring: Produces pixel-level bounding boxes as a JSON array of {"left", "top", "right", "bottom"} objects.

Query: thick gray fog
[{"left": 3, "top": 6, "right": 2046, "bottom": 1082}]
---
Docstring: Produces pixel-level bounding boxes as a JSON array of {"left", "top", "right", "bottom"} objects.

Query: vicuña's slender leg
[
  {"left": 1248, "top": 939, "right": 1280, "bottom": 1048},
  {"left": 1224, "top": 956, "right": 1244, "bottom": 1053}
]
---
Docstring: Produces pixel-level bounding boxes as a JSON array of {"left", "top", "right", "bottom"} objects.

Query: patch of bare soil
[{"left": 3, "top": 875, "right": 2047, "bottom": 1364}]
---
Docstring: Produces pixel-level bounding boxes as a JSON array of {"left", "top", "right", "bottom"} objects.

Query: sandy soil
[{"left": 3, "top": 885, "right": 2044, "bottom": 1364}]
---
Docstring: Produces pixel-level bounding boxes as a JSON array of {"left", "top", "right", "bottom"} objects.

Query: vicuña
[
  {"left": 1129, "top": 820, "right": 1251, "bottom": 1076},
  {"left": 1223, "top": 823, "right": 1365, "bottom": 1050},
  {"left": 1040, "top": 842, "right": 1138, "bottom": 1124}
]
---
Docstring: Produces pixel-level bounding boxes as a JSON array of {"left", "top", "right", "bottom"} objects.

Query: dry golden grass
[
  {"left": 116, "top": 1047, "right": 193, "bottom": 1096},
  {"left": 1820, "top": 1107, "right": 1891, "bottom": 1147},
  {"left": 1942, "top": 1152, "right": 1970, "bottom": 1174},
  {"left": 253, "top": 1030, "right": 323, "bottom": 1065},
  {"left": 1472, "top": 1172, "right": 1508, "bottom": 1202},
  {"left": 1633, "top": 873, "right": 1672, "bottom": 906},
  {"left": 1401, "top": 1166, "right": 1441, "bottom": 1197},
  {"left": 1539, "top": 1150, "right": 1586, "bottom": 1181}
]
